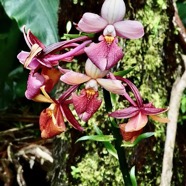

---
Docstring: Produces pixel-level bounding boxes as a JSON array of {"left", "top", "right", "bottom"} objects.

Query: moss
[
  {"left": 123, "top": 0, "right": 169, "bottom": 108},
  {"left": 70, "top": 151, "right": 123, "bottom": 186},
  {"left": 53, "top": 0, "right": 182, "bottom": 185}
]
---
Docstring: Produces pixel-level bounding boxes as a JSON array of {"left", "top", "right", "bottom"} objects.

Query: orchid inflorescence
[{"left": 18, "top": 0, "right": 168, "bottom": 141}]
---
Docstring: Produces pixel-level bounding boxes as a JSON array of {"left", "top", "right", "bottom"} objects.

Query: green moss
[{"left": 70, "top": 151, "right": 123, "bottom": 186}]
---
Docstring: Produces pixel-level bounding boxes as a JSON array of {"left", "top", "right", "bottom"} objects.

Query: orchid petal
[
  {"left": 39, "top": 103, "right": 65, "bottom": 138},
  {"left": 60, "top": 71, "right": 91, "bottom": 85},
  {"left": 32, "top": 94, "right": 54, "bottom": 103},
  {"left": 24, "top": 44, "right": 42, "bottom": 68},
  {"left": 62, "top": 104, "right": 84, "bottom": 131},
  {"left": 77, "top": 13, "right": 108, "bottom": 33},
  {"left": 17, "top": 51, "right": 40, "bottom": 70},
  {"left": 45, "top": 40, "right": 91, "bottom": 62},
  {"left": 125, "top": 112, "right": 148, "bottom": 132},
  {"left": 97, "top": 78, "right": 125, "bottom": 95},
  {"left": 149, "top": 115, "right": 169, "bottom": 123},
  {"left": 118, "top": 77, "right": 143, "bottom": 107},
  {"left": 43, "top": 36, "right": 90, "bottom": 55},
  {"left": 85, "top": 39, "right": 123, "bottom": 71},
  {"left": 109, "top": 107, "right": 139, "bottom": 119},
  {"left": 101, "top": 0, "right": 126, "bottom": 24},
  {"left": 41, "top": 68, "right": 61, "bottom": 92},
  {"left": 58, "top": 85, "right": 78, "bottom": 102},
  {"left": 142, "top": 103, "right": 169, "bottom": 115},
  {"left": 32, "top": 86, "right": 54, "bottom": 103},
  {"left": 85, "top": 58, "right": 109, "bottom": 79},
  {"left": 120, "top": 123, "right": 143, "bottom": 142},
  {"left": 114, "top": 20, "right": 144, "bottom": 39},
  {"left": 72, "top": 90, "right": 102, "bottom": 122},
  {"left": 26, "top": 28, "right": 45, "bottom": 49},
  {"left": 25, "top": 72, "right": 45, "bottom": 99}
]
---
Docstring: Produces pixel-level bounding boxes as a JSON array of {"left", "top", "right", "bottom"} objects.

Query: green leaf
[
  {"left": 130, "top": 166, "right": 137, "bottom": 186},
  {"left": 114, "top": 67, "right": 134, "bottom": 77},
  {"left": 61, "top": 33, "right": 95, "bottom": 40},
  {"left": 93, "top": 124, "right": 118, "bottom": 159},
  {"left": 76, "top": 135, "right": 115, "bottom": 143},
  {"left": 0, "top": 0, "right": 59, "bottom": 44},
  {"left": 122, "top": 132, "right": 155, "bottom": 147}
]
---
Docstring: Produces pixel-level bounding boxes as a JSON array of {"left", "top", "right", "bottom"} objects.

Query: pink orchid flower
[
  {"left": 77, "top": 0, "right": 144, "bottom": 70},
  {"left": 38, "top": 85, "right": 84, "bottom": 138},
  {"left": 17, "top": 26, "right": 91, "bottom": 70},
  {"left": 60, "top": 58, "right": 125, "bottom": 121},
  {"left": 109, "top": 77, "right": 169, "bottom": 141}
]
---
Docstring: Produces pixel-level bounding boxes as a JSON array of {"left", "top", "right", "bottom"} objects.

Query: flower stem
[
  {"left": 111, "top": 121, "right": 132, "bottom": 186},
  {"left": 103, "top": 89, "right": 132, "bottom": 186}
]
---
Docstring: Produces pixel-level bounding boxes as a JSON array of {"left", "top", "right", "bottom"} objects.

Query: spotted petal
[
  {"left": 72, "top": 90, "right": 102, "bottom": 122},
  {"left": 85, "top": 38, "right": 123, "bottom": 71}
]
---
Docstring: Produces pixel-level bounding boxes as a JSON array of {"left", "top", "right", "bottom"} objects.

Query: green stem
[
  {"left": 111, "top": 122, "right": 132, "bottom": 186},
  {"left": 103, "top": 89, "right": 132, "bottom": 186}
]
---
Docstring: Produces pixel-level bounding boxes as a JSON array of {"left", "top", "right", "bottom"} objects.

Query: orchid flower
[
  {"left": 17, "top": 26, "right": 91, "bottom": 70},
  {"left": 109, "top": 77, "right": 169, "bottom": 142},
  {"left": 60, "top": 58, "right": 125, "bottom": 121},
  {"left": 38, "top": 85, "right": 84, "bottom": 138},
  {"left": 77, "top": 0, "right": 144, "bottom": 70}
]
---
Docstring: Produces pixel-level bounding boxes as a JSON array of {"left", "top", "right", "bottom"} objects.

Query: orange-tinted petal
[
  {"left": 149, "top": 115, "right": 169, "bottom": 123},
  {"left": 39, "top": 103, "right": 66, "bottom": 138},
  {"left": 120, "top": 123, "right": 142, "bottom": 142},
  {"left": 41, "top": 67, "right": 61, "bottom": 92}
]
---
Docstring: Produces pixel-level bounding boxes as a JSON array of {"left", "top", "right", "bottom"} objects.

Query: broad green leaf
[
  {"left": 0, "top": 0, "right": 59, "bottom": 45},
  {"left": 130, "top": 166, "right": 137, "bottom": 186},
  {"left": 76, "top": 135, "right": 114, "bottom": 143},
  {"left": 0, "top": 5, "right": 22, "bottom": 108},
  {"left": 122, "top": 132, "right": 155, "bottom": 147}
]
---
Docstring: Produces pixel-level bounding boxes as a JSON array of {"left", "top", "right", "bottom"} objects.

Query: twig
[
  {"left": 0, "top": 124, "right": 34, "bottom": 136},
  {"left": 160, "top": 55, "right": 186, "bottom": 186}
]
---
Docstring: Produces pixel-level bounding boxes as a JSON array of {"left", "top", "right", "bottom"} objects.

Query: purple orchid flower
[
  {"left": 77, "top": 0, "right": 144, "bottom": 70},
  {"left": 39, "top": 85, "right": 84, "bottom": 138},
  {"left": 17, "top": 26, "right": 91, "bottom": 70},
  {"left": 109, "top": 77, "right": 169, "bottom": 141},
  {"left": 60, "top": 58, "right": 125, "bottom": 121}
]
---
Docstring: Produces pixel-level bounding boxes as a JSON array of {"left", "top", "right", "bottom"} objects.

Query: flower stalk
[{"left": 103, "top": 89, "right": 132, "bottom": 186}]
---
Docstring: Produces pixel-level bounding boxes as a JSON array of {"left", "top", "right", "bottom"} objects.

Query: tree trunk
[{"left": 51, "top": 0, "right": 185, "bottom": 185}]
